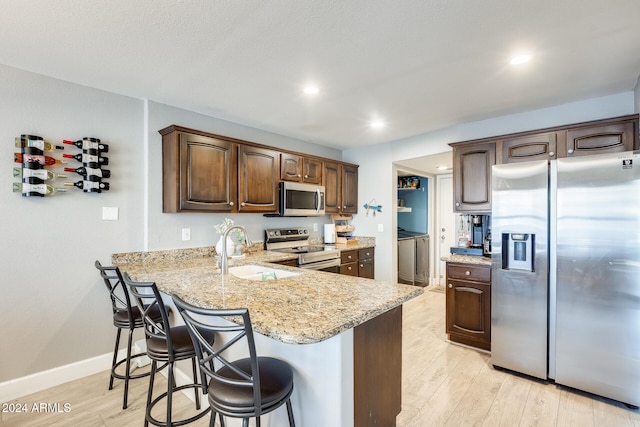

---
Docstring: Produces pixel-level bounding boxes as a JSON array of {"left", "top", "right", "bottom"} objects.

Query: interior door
[{"left": 437, "top": 175, "right": 455, "bottom": 285}]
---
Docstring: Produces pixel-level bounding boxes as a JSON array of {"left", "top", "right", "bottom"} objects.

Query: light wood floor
[{"left": 2, "top": 289, "right": 639, "bottom": 426}]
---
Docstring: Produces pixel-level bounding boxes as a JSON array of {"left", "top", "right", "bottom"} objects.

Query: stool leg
[
  {"left": 122, "top": 327, "right": 135, "bottom": 409},
  {"left": 109, "top": 327, "right": 122, "bottom": 390},
  {"left": 167, "top": 362, "right": 174, "bottom": 427},
  {"left": 191, "top": 358, "right": 201, "bottom": 410},
  {"left": 286, "top": 399, "right": 295, "bottom": 427},
  {"left": 145, "top": 360, "right": 157, "bottom": 427}
]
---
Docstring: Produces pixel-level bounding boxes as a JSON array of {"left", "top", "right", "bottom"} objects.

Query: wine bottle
[
  {"left": 14, "top": 135, "right": 64, "bottom": 151},
  {"left": 64, "top": 180, "right": 110, "bottom": 193},
  {"left": 62, "top": 152, "right": 109, "bottom": 166},
  {"left": 13, "top": 182, "right": 68, "bottom": 197},
  {"left": 13, "top": 167, "right": 67, "bottom": 181},
  {"left": 64, "top": 166, "right": 111, "bottom": 178},
  {"left": 14, "top": 152, "right": 66, "bottom": 166},
  {"left": 63, "top": 137, "right": 109, "bottom": 152}
]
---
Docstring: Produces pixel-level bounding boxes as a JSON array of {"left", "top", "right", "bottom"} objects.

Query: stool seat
[
  {"left": 113, "top": 304, "right": 162, "bottom": 329},
  {"left": 146, "top": 326, "right": 215, "bottom": 360},
  {"left": 208, "top": 357, "right": 294, "bottom": 411}
]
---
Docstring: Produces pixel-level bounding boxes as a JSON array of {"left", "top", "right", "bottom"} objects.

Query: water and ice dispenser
[{"left": 501, "top": 233, "right": 535, "bottom": 271}]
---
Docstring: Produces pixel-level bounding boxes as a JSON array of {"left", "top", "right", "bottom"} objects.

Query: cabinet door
[
  {"left": 238, "top": 145, "right": 279, "bottom": 213},
  {"left": 341, "top": 164, "right": 359, "bottom": 214},
  {"left": 562, "top": 120, "right": 637, "bottom": 157},
  {"left": 301, "top": 158, "right": 323, "bottom": 185},
  {"left": 499, "top": 132, "right": 557, "bottom": 163},
  {"left": 445, "top": 277, "right": 491, "bottom": 351},
  {"left": 358, "top": 248, "right": 375, "bottom": 279},
  {"left": 163, "top": 132, "right": 237, "bottom": 213},
  {"left": 323, "top": 161, "right": 342, "bottom": 214},
  {"left": 340, "top": 262, "right": 358, "bottom": 277},
  {"left": 280, "top": 153, "right": 302, "bottom": 182},
  {"left": 452, "top": 142, "right": 495, "bottom": 212}
]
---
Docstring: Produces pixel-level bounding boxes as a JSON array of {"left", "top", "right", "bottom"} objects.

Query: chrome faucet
[{"left": 220, "top": 225, "right": 251, "bottom": 275}]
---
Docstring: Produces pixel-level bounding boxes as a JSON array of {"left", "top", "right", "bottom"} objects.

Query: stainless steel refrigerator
[{"left": 491, "top": 150, "right": 640, "bottom": 407}]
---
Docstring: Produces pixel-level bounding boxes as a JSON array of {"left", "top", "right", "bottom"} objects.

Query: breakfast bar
[{"left": 113, "top": 247, "right": 422, "bottom": 427}]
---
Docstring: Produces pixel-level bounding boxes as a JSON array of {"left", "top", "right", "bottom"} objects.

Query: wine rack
[{"left": 13, "top": 134, "right": 111, "bottom": 196}]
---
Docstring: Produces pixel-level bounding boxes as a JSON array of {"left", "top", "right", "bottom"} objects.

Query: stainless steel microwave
[{"left": 278, "top": 182, "right": 325, "bottom": 216}]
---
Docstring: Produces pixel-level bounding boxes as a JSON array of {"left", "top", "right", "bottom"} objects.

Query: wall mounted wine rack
[{"left": 13, "top": 134, "right": 111, "bottom": 196}]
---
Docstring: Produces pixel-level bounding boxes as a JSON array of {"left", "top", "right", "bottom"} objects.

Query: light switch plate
[
  {"left": 377, "top": 223, "right": 384, "bottom": 232},
  {"left": 182, "top": 228, "right": 191, "bottom": 241},
  {"left": 102, "top": 206, "right": 119, "bottom": 221}
]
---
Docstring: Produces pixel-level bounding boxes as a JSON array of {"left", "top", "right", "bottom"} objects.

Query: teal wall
[{"left": 397, "top": 176, "right": 428, "bottom": 233}]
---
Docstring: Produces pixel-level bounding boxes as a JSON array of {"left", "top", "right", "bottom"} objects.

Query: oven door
[{"left": 298, "top": 258, "right": 340, "bottom": 273}]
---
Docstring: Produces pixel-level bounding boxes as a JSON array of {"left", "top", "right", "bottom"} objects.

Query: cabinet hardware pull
[
  {"left": 568, "top": 149, "right": 574, "bottom": 154},
  {"left": 241, "top": 202, "right": 246, "bottom": 207},
  {"left": 549, "top": 151, "right": 555, "bottom": 157},
  {"left": 465, "top": 270, "right": 470, "bottom": 275},
  {"left": 304, "top": 175, "right": 308, "bottom": 178},
  {"left": 455, "top": 202, "right": 460, "bottom": 207},
  {"left": 229, "top": 201, "right": 234, "bottom": 206},
  {"left": 297, "top": 174, "right": 301, "bottom": 177},
  {"left": 448, "top": 283, "right": 453, "bottom": 288}
]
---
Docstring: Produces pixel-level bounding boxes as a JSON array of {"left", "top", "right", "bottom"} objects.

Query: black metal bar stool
[
  {"left": 95, "top": 260, "right": 164, "bottom": 409},
  {"left": 173, "top": 295, "right": 296, "bottom": 427},
  {"left": 122, "top": 272, "right": 212, "bottom": 427}
]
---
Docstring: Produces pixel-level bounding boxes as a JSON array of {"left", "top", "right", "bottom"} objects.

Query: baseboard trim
[{"left": 0, "top": 342, "right": 147, "bottom": 403}]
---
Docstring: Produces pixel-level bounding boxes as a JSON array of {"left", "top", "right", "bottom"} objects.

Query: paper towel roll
[{"left": 324, "top": 224, "right": 336, "bottom": 244}]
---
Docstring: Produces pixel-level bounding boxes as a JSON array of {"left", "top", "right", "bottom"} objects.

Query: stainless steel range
[{"left": 264, "top": 227, "right": 340, "bottom": 272}]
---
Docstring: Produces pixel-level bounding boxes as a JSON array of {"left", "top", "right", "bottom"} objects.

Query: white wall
[
  {"left": 345, "top": 91, "right": 636, "bottom": 282},
  {"left": 0, "top": 64, "right": 144, "bottom": 382}
]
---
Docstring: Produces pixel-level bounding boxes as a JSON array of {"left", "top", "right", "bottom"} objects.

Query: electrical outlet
[
  {"left": 377, "top": 224, "right": 384, "bottom": 232},
  {"left": 313, "top": 223, "right": 318, "bottom": 232},
  {"left": 181, "top": 228, "right": 191, "bottom": 241}
]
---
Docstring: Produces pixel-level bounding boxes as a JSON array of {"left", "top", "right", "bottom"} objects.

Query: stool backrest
[
  {"left": 121, "top": 272, "right": 176, "bottom": 359},
  {"left": 172, "top": 295, "right": 262, "bottom": 414},
  {"left": 95, "top": 260, "right": 136, "bottom": 325}
]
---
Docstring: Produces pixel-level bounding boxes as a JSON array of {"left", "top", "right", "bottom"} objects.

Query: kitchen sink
[{"left": 228, "top": 264, "right": 300, "bottom": 281}]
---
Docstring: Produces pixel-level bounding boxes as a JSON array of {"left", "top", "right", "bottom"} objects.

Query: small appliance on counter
[
  {"left": 324, "top": 223, "right": 336, "bottom": 244},
  {"left": 450, "top": 214, "right": 491, "bottom": 257}
]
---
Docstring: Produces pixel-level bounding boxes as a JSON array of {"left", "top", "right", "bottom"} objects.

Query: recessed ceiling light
[
  {"left": 436, "top": 165, "right": 451, "bottom": 170},
  {"left": 370, "top": 120, "right": 385, "bottom": 129},
  {"left": 303, "top": 86, "right": 319, "bottom": 95},
  {"left": 510, "top": 54, "right": 532, "bottom": 65}
]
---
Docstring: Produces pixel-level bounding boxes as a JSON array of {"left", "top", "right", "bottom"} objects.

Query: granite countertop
[
  {"left": 113, "top": 246, "right": 422, "bottom": 345},
  {"left": 441, "top": 254, "right": 492, "bottom": 266}
]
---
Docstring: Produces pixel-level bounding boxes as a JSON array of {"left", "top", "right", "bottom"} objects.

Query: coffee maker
[
  {"left": 450, "top": 214, "right": 491, "bottom": 257},
  {"left": 470, "top": 215, "right": 491, "bottom": 256}
]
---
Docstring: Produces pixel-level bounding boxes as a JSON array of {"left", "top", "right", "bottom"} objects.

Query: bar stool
[
  {"left": 95, "top": 260, "right": 163, "bottom": 409},
  {"left": 173, "top": 295, "right": 296, "bottom": 427},
  {"left": 122, "top": 272, "right": 212, "bottom": 427}
]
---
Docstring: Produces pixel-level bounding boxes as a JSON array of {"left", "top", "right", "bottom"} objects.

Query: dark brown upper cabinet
[
  {"left": 561, "top": 119, "right": 636, "bottom": 157},
  {"left": 498, "top": 132, "right": 557, "bottom": 163},
  {"left": 160, "top": 127, "right": 237, "bottom": 213},
  {"left": 238, "top": 145, "right": 279, "bottom": 213},
  {"left": 324, "top": 161, "right": 359, "bottom": 215},
  {"left": 280, "top": 153, "right": 323, "bottom": 185},
  {"left": 451, "top": 142, "right": 495, "bottom": 213}
]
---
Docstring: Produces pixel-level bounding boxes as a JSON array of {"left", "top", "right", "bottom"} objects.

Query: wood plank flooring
[{"left": 2, "top": 289, "right": 639, "bottom": 426}]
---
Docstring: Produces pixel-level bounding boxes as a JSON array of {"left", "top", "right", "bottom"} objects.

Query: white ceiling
[{"left": 1, "top": 1, "right": 639, "bottom": 151}]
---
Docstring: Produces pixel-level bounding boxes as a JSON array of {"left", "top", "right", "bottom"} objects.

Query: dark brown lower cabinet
[
  {"left": 445, "top": 262, "right": 491, "bottom": 351},
  {"left": 354, "top": 306, "right": 402, "bottom": 426}
]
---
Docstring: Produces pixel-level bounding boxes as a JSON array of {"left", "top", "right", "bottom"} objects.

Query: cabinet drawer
[
  {"left": 447, "top": 264, "right": 490, "bottom": 282},
  {"left": 340, "top": 262, "right": 358, "bottom": 276},
  {"left": 341, "top": 250, "right": 357, "bottom": 264},
  {"left": 358, "top": 247, "right": 374, "bottom": 260}
]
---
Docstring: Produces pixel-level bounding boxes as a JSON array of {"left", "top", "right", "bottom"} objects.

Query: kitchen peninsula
[{"left": 113, "top": 247, "right": 422, "bottom": 427}]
